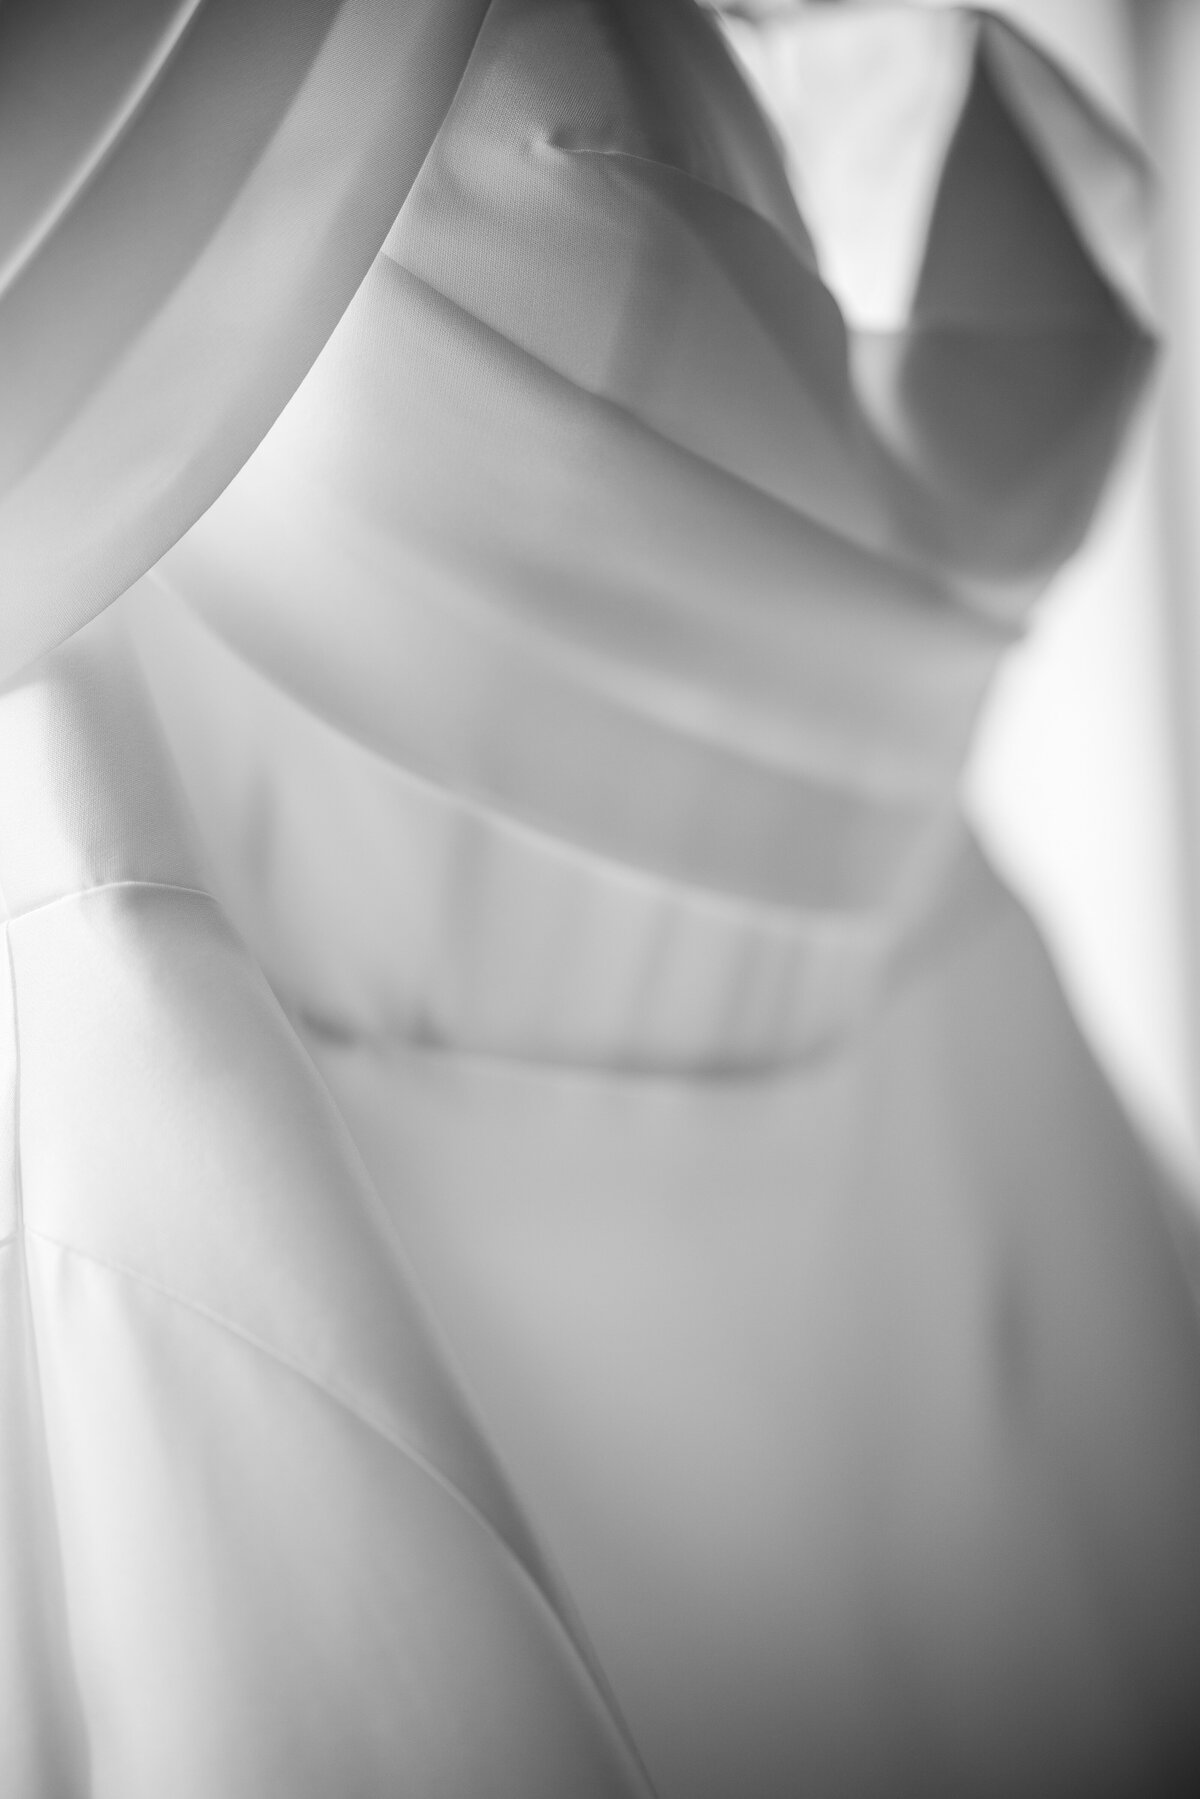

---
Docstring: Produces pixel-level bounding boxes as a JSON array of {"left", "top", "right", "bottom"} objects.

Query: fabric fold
[
  {"left": 0, "top": 607, "right": 654, "bottom": 1797},
  {"left": 0, "top": 0, "right": 495, "bottom": 682},
  {"left": 148, "top": 0, "right": 1152, "bottom": 1069}
]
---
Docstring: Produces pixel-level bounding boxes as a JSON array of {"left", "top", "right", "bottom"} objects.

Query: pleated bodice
[{"left": 135, "top": 0, "right": 1149, "bottom": 1072}]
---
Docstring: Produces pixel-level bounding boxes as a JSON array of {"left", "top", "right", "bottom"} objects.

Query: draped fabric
[
  {"left": 3, "top": 3, "right": 1200, "bottom": 1796},
  {"left": 0, "top": 0, "right": 493, "bottom": 675},
  {"left": 0, "top": 617, "right": 651, "bottom": 1798}
]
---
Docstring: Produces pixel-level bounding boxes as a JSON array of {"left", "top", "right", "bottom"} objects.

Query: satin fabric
[
  {"left": 313, "top": 845, "right": 1200, "bottom": 1799},
  {"left": 0, "top": 615, "right": 653, "bottom": 1796},
  {"left": 3, "top": 4, "right": 1200, "bottom": 1797},
  {"left": 145, "top": 0, "right": 1148, "bottom": 1072},
  {"left": 0, "top": 0, "right": 493, "bottom": 677}
]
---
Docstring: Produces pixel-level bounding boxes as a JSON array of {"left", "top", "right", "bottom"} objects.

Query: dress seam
[
  {"left": 4, "top": 921, "right": 93, "bottom": 1786},
  {"left": 25, "top": 1227, "right": 458, "bottom": 1483},
  {"left": 22, "top": 1223, "right": 656, "bottom": 1794},
  {"left": 4, "top": 878, "right": 215, "bottom": 928}
]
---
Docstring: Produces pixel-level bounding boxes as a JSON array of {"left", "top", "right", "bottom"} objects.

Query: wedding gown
[{"left": 4, "top": 3, "right": 1200, "bottom": 1795}]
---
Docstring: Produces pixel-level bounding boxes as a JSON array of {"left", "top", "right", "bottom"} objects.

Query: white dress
[{"left": 3, "top": 3, "right": 1200, "bottom": 1795}]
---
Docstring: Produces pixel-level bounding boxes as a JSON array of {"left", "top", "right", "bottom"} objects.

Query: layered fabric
[
  {"left": 142, "top": 0, "right": 1149, "bottom": 1070},
  {"left": 3, "top": 3, "right": 1200, "bottom": 1796},
  {"left": 0, "top": 619, "right": 654, "bottom": 1796},
  {"left": 312, "top": 845, "right": 1200, "bottom": 1799},
  {"left": 0, "top": 0, "right": 493, "bottom": 676}
]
